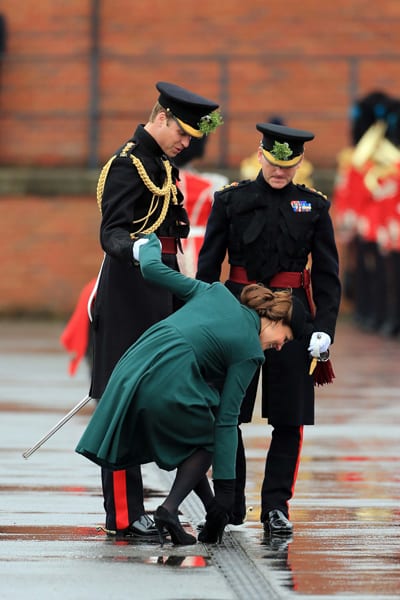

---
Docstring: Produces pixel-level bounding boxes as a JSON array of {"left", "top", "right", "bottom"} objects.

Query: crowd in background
[{"left": 332, "top": 91, "right": 400, "bottom": 336}]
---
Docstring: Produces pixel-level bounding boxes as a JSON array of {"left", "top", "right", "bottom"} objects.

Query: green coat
[{"left": 76, "top": 234, "right": 265, "bottom": 480}]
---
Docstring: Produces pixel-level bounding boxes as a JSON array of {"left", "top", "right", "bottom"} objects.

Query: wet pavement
[{"left": 1, "top": 317, "right": 399, "bottom": 599}]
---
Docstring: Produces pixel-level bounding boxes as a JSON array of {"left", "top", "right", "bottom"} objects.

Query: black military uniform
[
  {"left": 197, "top": 123, "right": 341, "bottom": 534},
  {"left": 90, "top": 82, "right": 220, "bottom": 536}
]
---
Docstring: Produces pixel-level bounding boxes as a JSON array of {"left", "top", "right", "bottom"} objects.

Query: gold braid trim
[
  {"left": 129, "top": 155, "right": 178, "bottom": 239},
  {"left": 96, "top": 146, "right": 178, "bottom": 239},
  {"left": 96, "top": 155, "right": 117, "bottom": 214}
]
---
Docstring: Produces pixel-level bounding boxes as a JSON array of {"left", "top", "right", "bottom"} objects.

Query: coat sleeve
[
  {"left": 140, "top": 234, "right": 209, "bottom": 302},
  {"left": 99, "top": 158, "right": 142, "bottom": 263},
  {"left": 212, "top": 358, "right": 261, "bottom": 480},
  {"left": 310, "top": 200, "right": 342, "bottom": 340},
  {"left": 196, "top": 191, "right": 230, "bottom": 282}
]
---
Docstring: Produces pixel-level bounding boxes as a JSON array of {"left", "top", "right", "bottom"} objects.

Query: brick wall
[
  {"left": 1, "top": 1, "right": 400, "bottom": 169},
  {"left": 0, "top": 1, "right": 399, "bottom": 314},
  {"left": 0, "top": 195, "right": 100, "bottom": 315}
]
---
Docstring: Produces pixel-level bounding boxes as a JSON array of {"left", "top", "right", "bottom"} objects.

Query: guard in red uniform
[{"left": 332, "top": 91, "right": 396, "bottom": 331}]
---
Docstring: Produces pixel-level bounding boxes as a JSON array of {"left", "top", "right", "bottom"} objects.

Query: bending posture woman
[{"left": 76, "top": 234, "right": 308, "bottom": 545}]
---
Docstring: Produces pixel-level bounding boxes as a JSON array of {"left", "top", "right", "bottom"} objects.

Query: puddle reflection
[
  {"left": 146, "top": 555, "right": 207, "bottom": 568},
  {"left": 242, "top": 428, "right": 400, "bottom": 596},
  {"left": 0, "top": 525, "right": 102, "bottom": 540},
  {"left": 256, "top": 523, "right": 400, "bottom": 595},
  {"left": 283, "top": 530, "right": 400, "bottom": 595},
  {"left": 100, "top": 553, "right": 208, "bottom": 567},
  {"left": 1, "top": 526, "right": 209, "bottom": 569},
  {"left": 261, "top": 533, "right": 295, "bottom": 590}
]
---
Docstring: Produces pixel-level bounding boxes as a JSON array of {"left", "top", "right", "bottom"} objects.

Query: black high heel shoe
[
  {"left": 154, "top": 506, "right": 196, "bottom": 546},
  {"left": 198, "top": 505, "right": 229, "bottom": 544}
]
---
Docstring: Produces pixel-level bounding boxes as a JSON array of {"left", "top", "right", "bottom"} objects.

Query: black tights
[{"left": 161, "top": 448, "right": 214, "bottom": 514}]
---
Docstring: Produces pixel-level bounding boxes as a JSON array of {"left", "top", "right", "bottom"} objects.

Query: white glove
[
  {"left": 308, "top": 332, "right": 331, "bottom": 358},
  {"left": 132, "top": 237, "right": 150, "bottom": 262}
]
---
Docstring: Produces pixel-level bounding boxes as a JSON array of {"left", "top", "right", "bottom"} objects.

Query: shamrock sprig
[
  {"left": 271, "top": 141, "right": 293, "bottom": 161},
  {"left": 198, "top": 110, "right": 224, "bottom": 135}
]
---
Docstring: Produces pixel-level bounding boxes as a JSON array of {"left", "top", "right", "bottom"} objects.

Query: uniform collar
[
  {"left": 255, "top": 170, "right": 295, "bottom": 194},
  {"left": 133, "top": 124, "right": 165, "bottom": 158}
]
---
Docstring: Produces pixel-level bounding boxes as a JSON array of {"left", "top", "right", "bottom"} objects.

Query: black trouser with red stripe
[
  {"left": 101, "top": 466, "right": 145, "bottom": 531},
  {"left": 260, "top": 425, "right": 303, "bottom": 521},
  {"left": 234, "top": 424, "right": 303, "bottom": 523}
]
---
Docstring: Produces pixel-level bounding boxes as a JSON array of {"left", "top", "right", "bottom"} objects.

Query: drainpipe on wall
[{"left": 88, "top": 0, "right": 100, "bottom": 168}]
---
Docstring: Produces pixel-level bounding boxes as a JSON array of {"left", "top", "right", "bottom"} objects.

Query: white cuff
[{"left": 132, "top": 238, "right": 150, "bottom": 262}]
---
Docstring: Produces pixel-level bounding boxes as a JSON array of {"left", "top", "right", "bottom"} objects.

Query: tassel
[{"left": 313, "top": 359, "right": 335, "bottom": 386}]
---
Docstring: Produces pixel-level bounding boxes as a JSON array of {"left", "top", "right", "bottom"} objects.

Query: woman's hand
[{"left": 132, "top": 234, "right": 161, "bottom": 262}]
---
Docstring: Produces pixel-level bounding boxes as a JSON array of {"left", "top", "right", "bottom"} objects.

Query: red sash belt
[
  {"left": 229, "top": 265, "right": 313, "bottom": 315},
  {"left": 229, "top": 265, "right": 333, "bottom": 386},
  {"left": 228, "top": 266, "right": 256, "bottom": 285},
  {"left": 159, "top": 236, "right": 177, "bottom": 254},
  {"left": 270, "top": 269, "right": 310, "bottom": 289},
  {"left": 229, "top": 265, "right": 309, "bottom": 288}
]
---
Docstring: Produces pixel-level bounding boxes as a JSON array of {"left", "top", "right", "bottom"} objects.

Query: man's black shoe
[
  {"left": 263, "top": 509, "right": 293, "bottom": 536},
  {"left": 102, "top": 514, "right": 165, "bottom": 539}
]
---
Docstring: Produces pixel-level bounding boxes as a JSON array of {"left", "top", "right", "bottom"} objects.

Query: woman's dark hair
[{"left": 240, "top": 284, "right": 293, "bottom": 324}]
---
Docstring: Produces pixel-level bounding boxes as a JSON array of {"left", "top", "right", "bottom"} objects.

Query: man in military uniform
[
  {"left": 90, "top": 81, "right": 222, "bottom": 538},
  {"left": 197, "top": 123, "right": 341, "bottom": 535}
]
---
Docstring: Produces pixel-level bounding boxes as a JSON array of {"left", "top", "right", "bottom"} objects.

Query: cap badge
[
  {"left": 271, "top": 141, "right": 293, "bottom": 161},
  {"left": 198, "top": 110, "right": 224, "bottom": 135}
]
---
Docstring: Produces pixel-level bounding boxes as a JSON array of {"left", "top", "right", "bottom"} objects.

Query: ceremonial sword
[{"left": 22, "top": 394, "right": 93, "bottom": 459}]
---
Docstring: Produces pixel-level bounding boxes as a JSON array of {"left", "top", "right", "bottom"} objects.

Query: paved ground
[{"left": 1, "top": 317, "right": 399, "bottom": 599}]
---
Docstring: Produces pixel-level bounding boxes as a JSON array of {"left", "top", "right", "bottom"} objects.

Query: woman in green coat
[{"left": 76, "top": 233, "right": 307, "bottom": 545}]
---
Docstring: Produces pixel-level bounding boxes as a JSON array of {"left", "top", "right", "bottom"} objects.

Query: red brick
[
  {"left": 1, "top": 1, "right": 400, "bottom": 167},
  {"left": 1, "top": 0, "right": 400, "bottom": 313}
]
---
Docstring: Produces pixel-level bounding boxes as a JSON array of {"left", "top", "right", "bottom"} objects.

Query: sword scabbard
[{"left": 22, "top": 394, "right": 92, "bottom": 459}]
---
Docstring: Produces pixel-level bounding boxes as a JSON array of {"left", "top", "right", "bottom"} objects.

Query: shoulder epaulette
[
  {"left": 118, "top": 141, "right": 137, "bottom": 157},
  {"left": 96, "top": 142, "right": 138, "bottom": 213},
  {"left": 296, "top": 183, "right": 328, "bottom": 200},
  {"left": 221, "top": 181, "right": 239, "bottom": 190},
  {"left": 217, "top": 179, "right": 251, "bottom": 193}
]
